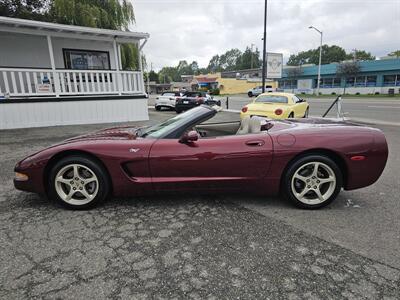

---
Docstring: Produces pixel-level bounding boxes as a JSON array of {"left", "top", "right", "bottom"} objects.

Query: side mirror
[{"left": 179, "top": 130, "right": 199, "bottom": 144}]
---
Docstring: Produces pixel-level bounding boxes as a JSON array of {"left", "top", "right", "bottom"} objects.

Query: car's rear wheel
[
  {"left": 155, "top": 106, "right": 161, "bottom": 111},
  {"left": 48, "top": 156, "right": 110, "bottom": 210},
  {"left": 282, "top": 155, "right": 342, "bottom": 209},
  {"left": 248, "top": 92, "right": 253, "bottom": 97},
  {"left": 303, "top": 107, "right": 309, "bottom": 118},
  {"left": 175, "top": 109, "right": 182, "bottom": 114}
]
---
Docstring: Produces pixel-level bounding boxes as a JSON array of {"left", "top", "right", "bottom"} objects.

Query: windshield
[
  {"left": 161, "top": 92, "right": 175, "bottom": 96},
  {"left": 185, "top": 92, "right": 204, "bottom": 97},
  {"left": 140, "top": 106, "right": 213, "bottom": 139},
  {"left": 255, "top": 95, "right": 288, "bottom": 104}
]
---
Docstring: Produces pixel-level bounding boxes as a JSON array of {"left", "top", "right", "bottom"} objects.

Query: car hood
[{"left": 64, "top": 126, "right": 140, "bottom": 143}]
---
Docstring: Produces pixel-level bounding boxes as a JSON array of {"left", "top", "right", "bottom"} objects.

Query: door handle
[{"left": 245, "top": 140, "right": 265, "bottom": 146}]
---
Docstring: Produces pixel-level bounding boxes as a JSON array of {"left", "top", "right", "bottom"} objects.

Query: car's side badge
[{"left": 129, "top": 148, "right": 140, "bottom": 153}]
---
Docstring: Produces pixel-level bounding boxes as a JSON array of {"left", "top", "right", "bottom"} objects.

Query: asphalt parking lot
[{"left": 1, "top": 108, "right": 399, "bottom": 299}]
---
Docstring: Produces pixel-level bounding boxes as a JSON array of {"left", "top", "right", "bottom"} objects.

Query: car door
[
  {"left": 292, "top": 95, "right": 308, "bottom": 117},
  {"left": 148, "top": 133, "right": 273, "bottom": 192}
]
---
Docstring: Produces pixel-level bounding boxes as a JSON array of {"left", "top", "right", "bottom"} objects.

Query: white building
[{"left": 0, "top": 17, "right": 149, "bottom": 129}]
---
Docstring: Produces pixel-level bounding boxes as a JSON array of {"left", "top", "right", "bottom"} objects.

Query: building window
[
  {"left": 346, "top": 77, "right": 355, "bottom": 87},
  {"left": 320, "top": 78, "right": 341, "bottom": 88},
  {"left": 63, "top": 49, "right": 111, "bottom": 70},
  {"left": 279, "top": 79, "right": 296, "bottom": 89},
  {"left": 355, "top": 76, "right": 366, "bottom": 87},
  {"left": 333, "top": 78, "right": 341, "bottom": 87},
  {"left": 321, "top": 78, "right": 332, "bottom": 88},
  {"left": 383, "top": 75, "right": 396, "bottom": 86},
  {"left": 366, "top": 76, "right": 377, "bottom": 87}
]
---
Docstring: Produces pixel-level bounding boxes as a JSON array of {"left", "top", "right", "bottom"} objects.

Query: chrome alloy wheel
[
  {"left": 291, "top": 161, "right": 336, "bottom": 205},
  {"left": 54, "top": 164, "right": 99, "bottom": 205}
]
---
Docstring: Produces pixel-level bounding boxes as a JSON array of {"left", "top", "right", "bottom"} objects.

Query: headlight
[{"left": 15, "top": 172, "right": 29, "bottom": 181}]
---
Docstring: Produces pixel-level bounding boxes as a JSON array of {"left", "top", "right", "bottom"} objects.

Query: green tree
[
  {"left": 346, "top": 50, "right": 375, "bottom": 61},
  {"left": 235, "top": 46, "right": 261, "bottom": 70},
  {"left": 336, "top": 61, "right": 361, "bottom": 94},
  {"left": 148, "top": 70, "right": 159, "bottom": 82},
  {"left": 388, "top": 50, "right": 400, "bottom": 58},
  {"left": 207, "top": 55, "right": 221, "bottom": 73},
  {"left": 0, "top": 0, "right": 51, "bottom": 21},
  {"left": 49, "top": 0, "right": 134, "bottom": 30},
  {"left": 158, "top": 66, "right": 179, "bottom": 83},
  {"left": 189, "top": 61, "right": 199, "bottom": 75},
  {"left": 287, "top": 45, "right": 348, "bottom": 66},
  {"left": 219, "top": 48, "right": 242, "bottom": 71}
]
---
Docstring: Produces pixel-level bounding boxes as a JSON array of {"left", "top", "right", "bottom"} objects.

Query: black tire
[
  {"left": 175, "top": 109, "right": 182, "bottom": 114},
  {"left": 288, "top": 112, "right": 294, "bottom": 118},
  {"left": 282, "top": 155, "right": 343, "bottom": 209},
  {"left": 248, "top": 92, "right": 253, "bottom": 97},
  {"left": 155, "top": 106, "right": 161, "bottom": 111},
  {"left": 47, "top": 155, "right": 110, "bottom": 210},
  {"left": 303, "top": 107, "right": 309, "bottom": 118}
]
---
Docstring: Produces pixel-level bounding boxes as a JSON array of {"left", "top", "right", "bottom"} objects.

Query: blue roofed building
[{"left": 278, "top": 57, "right": 400, "bottom": 95}]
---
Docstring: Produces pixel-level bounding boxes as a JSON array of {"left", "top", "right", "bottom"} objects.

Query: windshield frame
[{"left": 139, "top": 106, "right": 217, "bottom": 139}]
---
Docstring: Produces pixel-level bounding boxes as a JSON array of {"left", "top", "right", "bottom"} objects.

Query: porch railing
[{"left": 0, "top": 68, "right": 145, "bottom": 98}]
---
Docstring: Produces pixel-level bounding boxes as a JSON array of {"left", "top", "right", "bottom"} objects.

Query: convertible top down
[{"left": 14, "top": 105, "right": 388, "bottom": 210}]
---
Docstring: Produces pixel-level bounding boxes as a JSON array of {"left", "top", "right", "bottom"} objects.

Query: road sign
[{"left": 266, "top": 53, "right": 283, "bottom": 78}]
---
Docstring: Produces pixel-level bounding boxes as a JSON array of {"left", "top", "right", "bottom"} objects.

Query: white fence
[{"left": 0, "top": 68, "right": 145, "bottom": 97}]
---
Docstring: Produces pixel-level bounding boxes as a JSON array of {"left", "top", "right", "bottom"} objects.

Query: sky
[{"left": 131, "top": 0, "right": 400, "bottom": 71}]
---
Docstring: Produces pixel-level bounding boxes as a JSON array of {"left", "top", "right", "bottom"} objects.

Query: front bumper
[
  {"left": 14, "top": 161, "right": 47, "bottom": 195},
  {"left": 155, "top": 101, "right": 175, "bottom": 108}
]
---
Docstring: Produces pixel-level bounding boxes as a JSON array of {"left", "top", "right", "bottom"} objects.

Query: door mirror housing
[{"left": 179, "top": 130, "right": 199, "bottom": 143}]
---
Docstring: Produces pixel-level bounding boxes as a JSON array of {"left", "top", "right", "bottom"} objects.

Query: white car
[
  {"left": 155, "top": 91, "right": 183, "bottom": 111},
  {"left": 247, "top": 85, "right": 275, "bottom": 97}
]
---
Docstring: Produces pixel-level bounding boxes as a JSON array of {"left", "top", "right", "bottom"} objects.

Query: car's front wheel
[
  {"left": 282, "top": 155, "right": 342, "bottom": 209},
  {"left": 248, "top": 92, "right": 253, "bottom": 97},
  {"left": 48, "top": 155, "right": 110, "bottom": 210}
]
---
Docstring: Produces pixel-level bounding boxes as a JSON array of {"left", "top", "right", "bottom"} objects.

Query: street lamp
[
  {"left": 261, "top": 0, "right": 268, "bottom": 93},
  {"left": 309, "top": 25, "right": 323, "bottom": 96}
]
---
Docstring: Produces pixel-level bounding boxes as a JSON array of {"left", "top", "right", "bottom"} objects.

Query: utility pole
[
  {"left": 251, "top": 43, "right": 255, "bottom": 69},
  {"left": 352, "top": 48, "right": 357, "bottom": 61},
  {"left": 261, "top": 0, "right": 268, "bottom": 93},
  {"left": 147, "top": 62, "right": 151, "bottom": 94}
]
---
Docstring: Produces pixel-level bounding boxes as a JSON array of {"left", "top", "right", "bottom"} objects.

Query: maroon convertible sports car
[{"left": 14, "top": 105, "right": 388, "bottom": 210}]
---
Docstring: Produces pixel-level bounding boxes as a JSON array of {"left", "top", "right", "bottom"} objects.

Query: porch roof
[{"left": 0, "top": 16, "right": 149, "bottom": 43}]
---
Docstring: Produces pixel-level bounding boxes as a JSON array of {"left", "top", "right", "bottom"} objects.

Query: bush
[
  {"left": 210, "top": 88, "right": 220, "bottom": 95},
  {"left": 375, "top": 92, "right": 380, "bottom": 95},
  {"left": 198, "top": 87, "right": 208, "bottom": 92},
  {"left": 331, "top": 92, "right": 336, "bottom": 95}
]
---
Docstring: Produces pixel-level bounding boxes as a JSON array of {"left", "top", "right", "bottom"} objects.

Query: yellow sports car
[{"left": 240, "top": 92, "right": 309, "bottom": 119}]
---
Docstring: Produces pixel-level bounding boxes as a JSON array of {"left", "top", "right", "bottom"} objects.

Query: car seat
[
  {"left": 249, "top": 116, "right": 263, "bottom": 133},
  {"left": 236, "top": 116, "right": 251, "bottom": 135}
]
